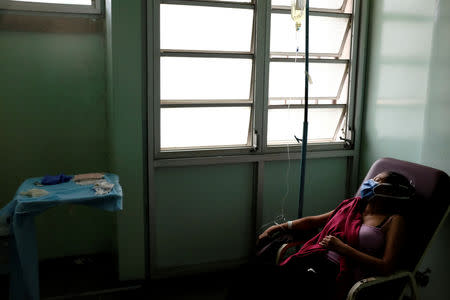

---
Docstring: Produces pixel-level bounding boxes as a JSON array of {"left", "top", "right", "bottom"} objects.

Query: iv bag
[{"left": 291, "top": 0, "right": 306, "bottom": 31}]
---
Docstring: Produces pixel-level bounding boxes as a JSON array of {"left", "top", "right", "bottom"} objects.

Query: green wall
[
  {"left": 263, "top": 157, "right": 348, "bottom": 222},
  {"left": 152, "top": 157, "right": 349, "bottom": 274},
  {"left": 105, "top": 0, "right": 146, "bottom": 280},
  {"left": 361, "top": 0, "right": 450, "bottom": 298},
  {"left": 154, "top": 164, "right": 254, "bottom": 269},
  {"left": 418, "top": 0, "right": 450, "bottom": 298},
  {"left": 359, "top": 0, "right": 434, "bottom": 171},
  {"left": 0, "top": 24, "right": 116, "bottom": 259}
]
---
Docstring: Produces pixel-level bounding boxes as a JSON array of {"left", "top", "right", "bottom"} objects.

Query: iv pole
[{"left": 297, "top": 0, "right": 309, "bottom": 218}]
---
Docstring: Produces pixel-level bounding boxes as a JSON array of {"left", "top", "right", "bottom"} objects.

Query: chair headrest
[{"left": 357, "top": 157, "right": 450, "bottom": 271}]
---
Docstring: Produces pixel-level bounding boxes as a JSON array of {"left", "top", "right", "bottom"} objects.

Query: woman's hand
[
  {"left": 258, "top": 225, "right": 278, "bottom": 240},
  {"left": 319, "top": 235, "right": 347, "bottom": 254}
]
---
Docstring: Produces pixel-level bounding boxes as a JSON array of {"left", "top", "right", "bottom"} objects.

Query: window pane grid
[
  {"left": 267, "top": 0, "right": 353, "bottom": 145},
  {"left": 160, "top": 50, "right": 254, "bottom": 58},
  {"left": 270, "top": 14, "right": 350, "bottom": 57},
  {"left": 157, "top": 0, "right": 356, "bottom": 153},
  {"left": 161, "top": 0, "right": 254, "bottom": 9},
  {"left": 160, "top": 57, "right": 254, "bottom": 101},
  {"left": 1, "top": 0, "right": 99, "bottom": 13},
  {"left": 160, "top": 3, "right": 254, "bottom": 52},
  {"left": 268, "top": 104, "right": 346, "bottom": 109},
  {"left": 269, "top": 62, "right": 348, "bottom": 99},
  {"left": 161, "top": 102, "right": 253, "bottom": 107},
  {"left": 270, "top": 58, "right": 349, "bottom": 63},
  {"left": 271, "top": 0, "right": 345, "bottom": 10},
  {"left": 13, "top": 0, "right": 91, "bottom": 4},
  {"left": 267, "top": 107, "right": 346, "bottom": 145},
  {"left": 159, "top": 0, "right": 256, "bottom": 151},
  {"left": 271, "top": 8, "right": 351, "bottom": 18},
  {"left": 161, "top": 107, "right": 252, "bottom": 149}
]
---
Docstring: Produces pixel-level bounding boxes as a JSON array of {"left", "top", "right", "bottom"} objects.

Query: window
[
  {"left": 156, "top": 0, "right": 357, "bottom": 155},
  {"left": 159, "top": 1, "right": 255, "bottom": 151},
  {"left": 268, "top": 0, "right": 352, "bottom": 146},
  {"left": 0, "top": 0, "right": 101, "bottom": 14}
]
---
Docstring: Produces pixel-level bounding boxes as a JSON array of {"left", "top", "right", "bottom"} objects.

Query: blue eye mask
[{"left": 360, "top": 179, "right": 411, "bottom": 200}]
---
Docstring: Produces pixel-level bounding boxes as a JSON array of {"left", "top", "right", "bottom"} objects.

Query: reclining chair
[{"left": 275, "top": 157, "right": 450, "bottom": 300}]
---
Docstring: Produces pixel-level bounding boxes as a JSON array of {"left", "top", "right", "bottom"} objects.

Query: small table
[{"left": 0, "top": 173, "right": 123, "bottom": 300}]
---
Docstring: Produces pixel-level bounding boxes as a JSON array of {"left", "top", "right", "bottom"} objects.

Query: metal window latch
[
  {"left": 339, "top": 137, "right": 352, "bottom": 149},
  {"left": 251, "top": 129, "right": 259, "bottom": 152}
]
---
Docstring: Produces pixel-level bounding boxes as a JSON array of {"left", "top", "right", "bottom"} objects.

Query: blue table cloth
[{"left": 0, "top": 173, "right": 123, "bottom": 300}]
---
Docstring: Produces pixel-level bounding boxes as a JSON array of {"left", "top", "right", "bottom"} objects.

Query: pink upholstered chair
[
  {"left": 347, "top": 157, "right": 449, "bottom": 300},
  {"left": 276, "top": 157, "right": 450, "bottom": 300}
]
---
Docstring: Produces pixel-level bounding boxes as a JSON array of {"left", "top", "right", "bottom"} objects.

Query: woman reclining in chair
[{"left": 229, "top": 171, "right": 415, "bottom": 300}]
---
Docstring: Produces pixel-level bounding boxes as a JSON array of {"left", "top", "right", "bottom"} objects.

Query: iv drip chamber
[{"left": 291, "top": 0, "right": 306, "bottom": 31}]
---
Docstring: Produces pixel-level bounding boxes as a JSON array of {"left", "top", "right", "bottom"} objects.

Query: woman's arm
[
  {"left": 258, "top": 211, "right": 333, "bottom": 240},
  {"left": 320, "top": 215, "right": 406, "bottom": 275}
]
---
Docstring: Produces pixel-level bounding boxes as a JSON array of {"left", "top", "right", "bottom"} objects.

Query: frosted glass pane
[
  {"left": 14, "top": 0, "right": 90, "bottom": 4},
  {"left": 161, "top": 4, "right": 253, "bottom": 52},
  {"left": 382, "top": 0, "right": 434, "bottom": 16},
  {"left": 272, "top": 0, "right": 344, "bottom": 9},
  {"left": 269, "top": 62, "right": 346, "bottom": 99},
  {"left": 380, "top": 21, "right": 433, "bottom": 59},
  {"left": 267, "top": 107, "right": 343, "bottom": 144},
  {"left": 270, "top": 14, "right": 349, "bottom": 55},
  {"left": 161, "top": 57, "right": 252, "bottom": 100},
  {"left": 161, "top": 107, "right": 251, "bottom": 149}
]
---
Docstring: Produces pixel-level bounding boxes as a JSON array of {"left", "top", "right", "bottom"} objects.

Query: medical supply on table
[
  {"left": 19, "top": 188, "right": 49, "bottom": 198},
  {"left": 73, "top": 172, "right": 104, "bottom": 182},
  {"left": 41, "top": 174, "right": 73, "bottom": 185},
  {"left": 93, "top": 181, "right": 115, "bottom": 195},
  {"left": 73, "top": 172, "right": 106, "bottom": 186},
  {"left": 76, "top": 178, "right": 106, "bottom": 186},
  {"left": 0, "top": 173, "right": 122, "bottom": 300}
]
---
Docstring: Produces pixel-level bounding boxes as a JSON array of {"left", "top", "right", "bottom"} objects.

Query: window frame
[
  {"left": 0, "top": 0, "right": 102, "bottom": 14},
  {"left": 155, "top": 0, "right": 260, "bottom": 158},
  {"left": 265, "top": 6, "right": 352, "bottom": 150},
  {"left": 152, "top": 0, "right": 361, "bottom": 159}
]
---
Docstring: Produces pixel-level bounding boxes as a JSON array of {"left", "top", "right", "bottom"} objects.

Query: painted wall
[
  {"left": 0, "top": 20, "right": 115, "bottom": 259},
  {"left": 359, "top": 0, "right": 434, "bottom": 172},
  {"left": 154, "top": 164, "right": 254, "bottom": 269},
  {"left": 263, "top": 157, "right": 348, "bottom": 222},
  {"left": 105, "top": 0, "right": 146, "bottom": 280},
  {"left": 360, "top": 0, "right": 450, "bottom": 298},
  {"left": 418, "top": 0, "right": 450, "bottom": 298},
  {"left": 152, "top": 157, "right": 349, "bottom": 274}
]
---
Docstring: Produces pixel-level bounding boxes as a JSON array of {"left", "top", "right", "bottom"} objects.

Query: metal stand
[{"left": 297, "top": 0, "right": 309, "bottom": 218}]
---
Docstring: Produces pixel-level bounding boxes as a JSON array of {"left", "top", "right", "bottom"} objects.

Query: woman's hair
[
  {"left": 370, "top": 171, "right": 416, "bottom": 215},
  {"left": 378, "top": 171, "right": 416, "bottom": 198}
]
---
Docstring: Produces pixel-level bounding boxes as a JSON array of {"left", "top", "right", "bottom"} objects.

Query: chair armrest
[
  {"left": 275, "top": 241, "right": 305, "bottom": 265},
  {"left": 346, "top": 270, "right": 418, "bottom": 300}
]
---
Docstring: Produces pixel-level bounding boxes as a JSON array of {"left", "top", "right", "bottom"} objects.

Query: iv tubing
[
  {"left": 256, "top": 37, "right": 301, "bottom": 235},
  {"left": 297, "top": 0, "right": 309, "bottom": 218}
]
